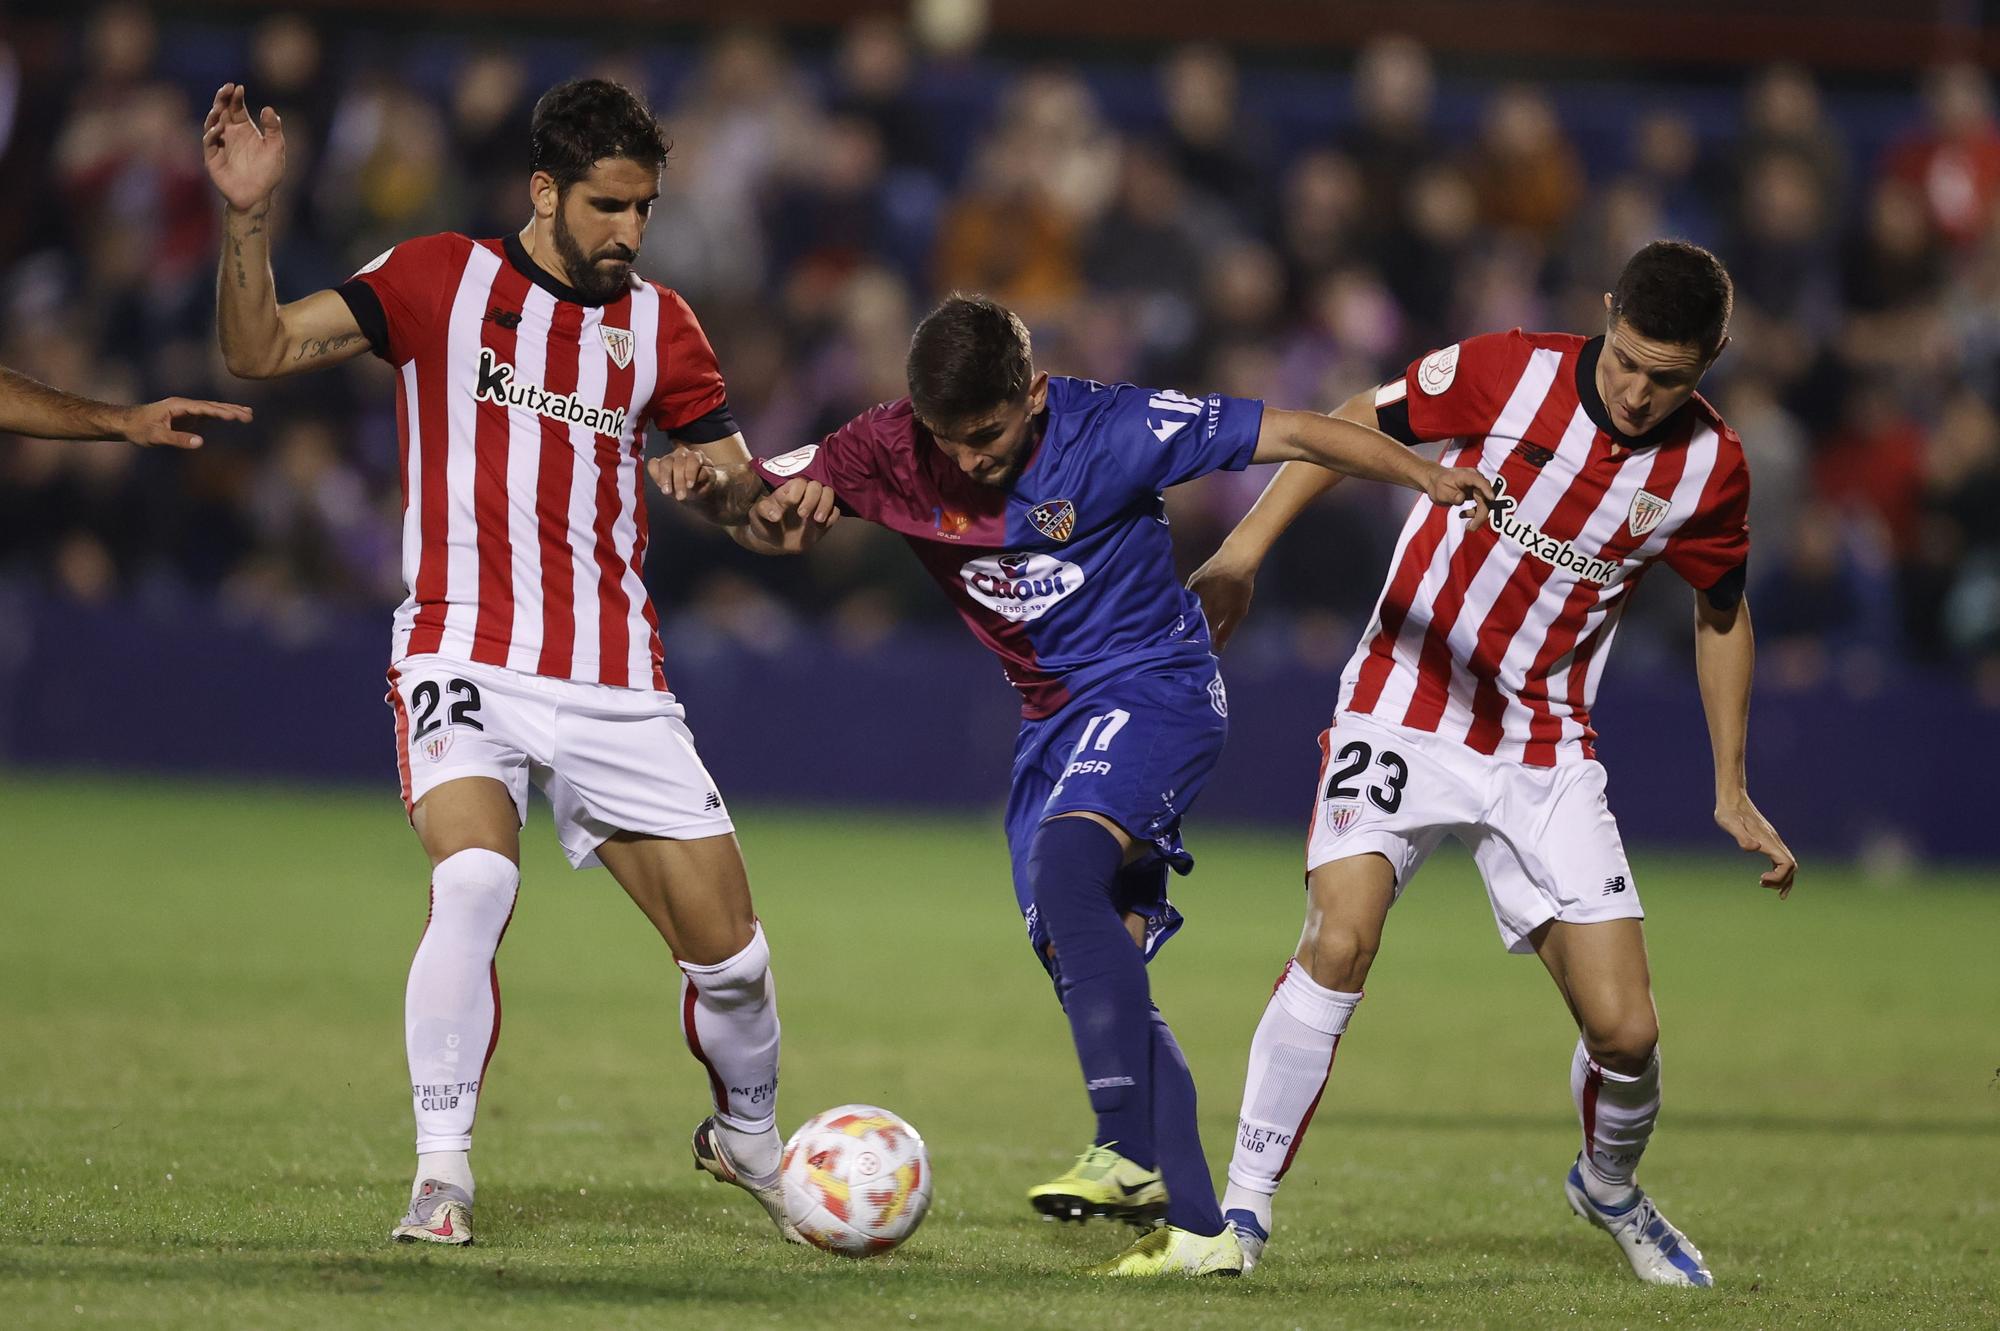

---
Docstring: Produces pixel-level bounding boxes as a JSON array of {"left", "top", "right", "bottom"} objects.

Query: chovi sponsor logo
[{"left": 960, "top": 552, "right": 1087, "bottom": 622}]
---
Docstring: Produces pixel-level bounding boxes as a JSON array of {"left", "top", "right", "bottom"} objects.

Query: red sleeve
[
  {"left": 751, "top": 403, "right": 892, "bottom": 524},
  {"left": 650, "top": 288, "right": 730, "bottom": 435},
  {"left": 336, "top": 233, "right": 466, "bottom": 366},
  {"left": 1373, "top": 330, "right": 1538, "bottom": 446},
  {"left": 1663, "top": 436, "right": 1751, "bottom": 590}
]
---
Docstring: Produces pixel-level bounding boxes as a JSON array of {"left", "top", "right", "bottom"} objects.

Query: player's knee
[
  {"left": 678, "top": 922, "right": 771, "bottom": 1009},
  {"left": 1583, "top": 1011, "right": 1659, "bottom": 1073},
  {"left": 429, "top": 849, "right": 520, "bottom": 938},
  {"left": 1298, "top": 919, "right": 1378, "bottom": 991}
]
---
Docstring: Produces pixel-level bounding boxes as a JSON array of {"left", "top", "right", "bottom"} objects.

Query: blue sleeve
[{"left": 1109, "top": 384, "right": 1264, "bottom": 492}]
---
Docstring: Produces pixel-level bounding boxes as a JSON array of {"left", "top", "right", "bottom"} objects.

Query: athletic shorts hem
[
  {"left": 1497, "top": 900, "right": 1647, "bottom": 954},
  {"left": 1304, "top": 832, "right": 1424, "bottom": 891}
]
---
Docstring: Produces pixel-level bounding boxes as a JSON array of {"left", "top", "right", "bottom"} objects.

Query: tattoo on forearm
[
  {"left": 225, "top": 204, "right": 271, "bottom": 291},
  {"left": 294, "top": 332, "right": 363, "bottom": 361}
]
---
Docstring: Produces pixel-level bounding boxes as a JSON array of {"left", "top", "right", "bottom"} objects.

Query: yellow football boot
[{"left": 1027, "top": 1143, "right": 1168, "bottom": 1225}]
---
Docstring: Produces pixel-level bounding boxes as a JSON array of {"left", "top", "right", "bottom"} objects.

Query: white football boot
[
  {"left": 692, "top": 1115, "right": 805, "bottom": 1244},
  {"left": 1565, "top": 1160, "right": 1713, "bottom": 1287},
  {"left": 391, "top": 1179, "right": 473, "bottom": 1246}
]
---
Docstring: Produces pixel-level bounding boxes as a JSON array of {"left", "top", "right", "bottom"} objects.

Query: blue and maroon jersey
[{"left": 752, "top": 376, "right": 1265, "bottom": 717}]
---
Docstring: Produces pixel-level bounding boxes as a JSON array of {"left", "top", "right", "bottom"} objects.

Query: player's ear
[
  {"left": 1027, "top": 371, "right": 1049, "bottom": 413},
  {"left": 1705, "top": 334, "right": 1731, "bottom": 372},
  {"left": 530, "top": 171, "right": 560, "bottom": 222}
]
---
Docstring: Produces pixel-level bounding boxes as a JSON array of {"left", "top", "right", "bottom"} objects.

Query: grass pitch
[{"left": 0, "top": 771, "right": 1994, "bottom": 1329}]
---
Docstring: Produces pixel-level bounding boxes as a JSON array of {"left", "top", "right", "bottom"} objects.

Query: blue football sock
[
  {"left": 1150, "top": 1008, "right": 1225, "bottom": 1237},
  {"left": 1029, "top": 815, "right": 1157, "bottom": 1170}
]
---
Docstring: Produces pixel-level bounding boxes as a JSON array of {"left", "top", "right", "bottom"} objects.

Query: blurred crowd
[{"left": 4, "top": 5, "right": 2000, "bottom": 696}]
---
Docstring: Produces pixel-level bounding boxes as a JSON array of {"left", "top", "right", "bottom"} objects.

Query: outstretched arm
[
  {"left": 0, "top": 364, "right": 250, "bottom": 448},
  {"left": 205, "top": 83, "right": 370, "bottom": 379},
  {"left": 1192, "top": 386, "right": 1486, "bottom": 649},
  {"left": 1253, "top": 404, "right": 1493, "bottom": 513},
  {"left": 1694, "top": 590, "right": 1797, "bottom": 895}
]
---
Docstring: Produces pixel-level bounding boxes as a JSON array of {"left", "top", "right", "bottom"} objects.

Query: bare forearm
[
  {"left": 0, "top": 365, "right": 130, "bottom": 440},
  {"left": 1286, "top": 413, "right": 1435, "bottom": 491},
  {"left": 216, "top": 201, "right": 284, "bottom": 377},
  {"left": 1694, "top": 596, "right": 1755, "bottom": 797}
]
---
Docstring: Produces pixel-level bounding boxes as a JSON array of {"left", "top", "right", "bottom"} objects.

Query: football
[{"left": 781, "top": 1104, "right": 933, "bottom": 1257}]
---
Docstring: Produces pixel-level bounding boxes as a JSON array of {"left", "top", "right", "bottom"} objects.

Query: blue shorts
[{"left": 1005, "top": 660, "right": 1230, "bottom": 979}]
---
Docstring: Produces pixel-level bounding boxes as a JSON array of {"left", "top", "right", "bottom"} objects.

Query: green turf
[{"left": 0, "top": 771, "right": 1994, "bottom": 1329}]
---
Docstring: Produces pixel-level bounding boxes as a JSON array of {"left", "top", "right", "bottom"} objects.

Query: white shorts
[
  {"left": 1303, "top": 711, "right": 1642, "bottom": 953},
  {"left": 386, "top": 654, "right": 733, "bottom": 869}
]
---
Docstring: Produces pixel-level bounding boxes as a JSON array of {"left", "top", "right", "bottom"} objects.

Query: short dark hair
[
  {"left": 1610, "top": 241, "right": 1734, "bottom": 358},
  {"left": 529, "top": 78, "right": 668, "bottom": 191},
  {"left": 907, "top": 294, "right": 1034, "bottom": 427}
]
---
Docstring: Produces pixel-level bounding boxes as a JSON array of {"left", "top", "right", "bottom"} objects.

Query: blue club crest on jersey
[{"left": 1027, "top": 498, "right": 1077, "bottom": 542}]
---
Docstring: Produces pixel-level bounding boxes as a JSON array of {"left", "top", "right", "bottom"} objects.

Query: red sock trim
[
  {"left": 1580, "top": 1058, "right": 1604, "bottom": 1167},
  {"left": 1273, "top": 1031, "right": 1342, "bottom": 1184},
  {"left": 682, "top": 980, "right": 729, "bottom": 1113}
]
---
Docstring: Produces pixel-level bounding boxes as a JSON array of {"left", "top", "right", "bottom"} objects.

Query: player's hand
[
  {"left": 1187, "top": 547, "right": 1259, "bottom": 652},
  {"left": 115, "top": 398, "right": 254, "bottom": 450},
  {"left": 747, "top": 477, "right": 840, "bottom": 553},
  {"left": 202, "top": 83, "right": 287, "bottom": 212},
  {"left": 1429, "top": 465, "right": 1496, "bottom": 526},
  {"left": 1715, "top": 793, "right": 1797, "bottom": 897},
  {"left": 646, "top": 446, "right": 719, "bottom": 501}
]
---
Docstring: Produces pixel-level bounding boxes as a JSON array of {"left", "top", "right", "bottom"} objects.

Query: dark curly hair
[
  {"left": 528, "top": 78, "right": 668, "bottom": 191},
  {"left": 1610, "top": 240, "right": 1734, "bottom": 359}
]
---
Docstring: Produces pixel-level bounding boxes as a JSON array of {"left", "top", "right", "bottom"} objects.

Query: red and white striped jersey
[
  {"left": 1343, "top": 329, "right": 1750, "bottom": 766},
  {"left": 338, "top": 233, "right": 737, "bottom": 691}
]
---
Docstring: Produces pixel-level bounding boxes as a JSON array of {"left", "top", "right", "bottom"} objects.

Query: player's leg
[
  {"left": 1219, "top": 716, "right": 1463, "bottom": 1269},
  {"left": 1219, "top": 851, "right": 1393, "bottom": 1262},
  {"left": 546, "top": 693, "right": 797, "bottom": 1241},
  {"left": 1486, "top": 758, "right": 1708, "bottom": 1286},
  {"left": 396, "top": 776, "right": 522, "bottom": 1244},
  {"left": 590, "top": 829, "right": 776, "bottom": 1147},
  {"left": 1027, "top": 809, "right": 1165, "bottom": 1189},
  {"left": 1534, "top": 916, "right": 1660, "bottom": 1195},
  {"left": 387, "top": 660, "right": 536, "bottom": 1246},
  {"left": 1534, "top": 918, "right": 1708, "bottom": 1285}
]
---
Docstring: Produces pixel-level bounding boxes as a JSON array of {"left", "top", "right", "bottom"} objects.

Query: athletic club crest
[
  {"left": 422, "top": 731, "right": 454, "bottom": 763},
  {"left": 599, "top": 325, "right": 634, "bottom": 370},
  {"left": 1627, "top": 489, "right": 1671, "bottom": 538},
  {"left": 1027, "top": 498, "right": 1077, "bottom": 542},
  {"left": 1325, "top": 802, "right": 1361, "bottom": 836}
]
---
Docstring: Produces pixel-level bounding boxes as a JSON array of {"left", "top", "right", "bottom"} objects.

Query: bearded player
[
  {"left": 1191, "top": 242, "right": 1798, "bottom": 1286},
  {"left": 678, "top": 295, "right": 1494, "bottom": 1276},
  {"left": 204, "top": 79, "right": 810, "bottom": 1246}
]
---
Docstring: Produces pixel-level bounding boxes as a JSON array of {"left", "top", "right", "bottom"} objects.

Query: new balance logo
[
  {"left": 1602, "top": 875, "right": 1629, "bottom": 895},
  {"left": 702, "top": 791, "right": 722, "bottom": 812},
  {"left": 484, "top": 306, "right": 522, "bottom": 330},
  {"left": 1512, "top": 442, "right": 1555, "bottom": 468}
]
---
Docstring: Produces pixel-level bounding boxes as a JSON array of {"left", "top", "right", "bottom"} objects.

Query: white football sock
[
  {"left": 405, "top": 848, "right": 519, "bottom": 1159},
  {"left": 1572, "top": 1038, "right": 1660, "bottom": 1207},
  {"left": 415, "top": 1150, "right": 473, "bottom": 1200},
  {"left": 1224, "top": 961, "right": 1363, "bottom": 1229},
  {"left": 679, "top": 923, "right": 781, "bottom": 1171}
]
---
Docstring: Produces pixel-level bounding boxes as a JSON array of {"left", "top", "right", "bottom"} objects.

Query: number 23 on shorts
[{"left": 1323, "top": 738, "right": 1408, "bottom": 814}]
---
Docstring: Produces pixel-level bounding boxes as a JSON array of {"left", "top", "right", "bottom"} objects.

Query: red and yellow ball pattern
[{"left": 780, "top": 1104, "right": 933, "bottom": 1257}]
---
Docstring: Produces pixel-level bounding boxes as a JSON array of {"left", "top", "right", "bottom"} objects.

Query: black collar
[
  {"left": 503, "top": 231, "right": 619, "bottom": 308},
  {"left": 1575, "top": 335, "right": 1684, "bottom": 449}
]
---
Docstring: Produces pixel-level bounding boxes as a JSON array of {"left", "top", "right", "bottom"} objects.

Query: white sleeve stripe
[{"left": 1375, "top": 378, "right": 1409, "bottom": 408}]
